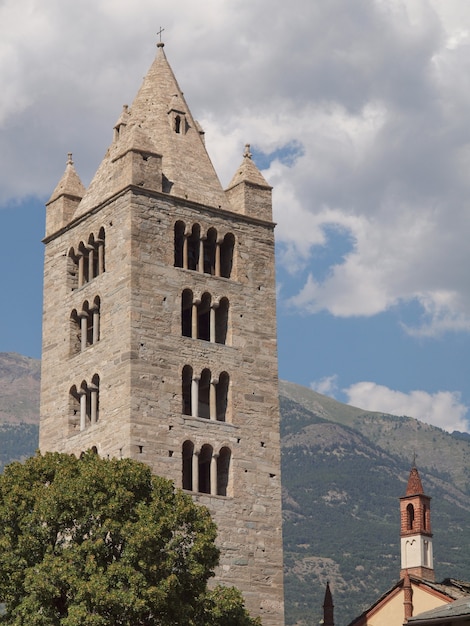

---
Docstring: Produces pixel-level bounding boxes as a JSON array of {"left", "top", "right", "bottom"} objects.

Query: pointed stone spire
[
  {"left": 74, "top": 42, "right": 229, "bottom": 218},
  {"left": 227, "top": 144, "right": 272, "bottom": 189},
  {"left": 45, "top": 153, "right": 86, "bottom": 237},
  {"left": 48, "top": 153, "right": 85, "bottom": 204},
  {"left": 322, "top": 581, "right": 334, "bottom": 626},
  {"left": 225, "top": 144, "right": 273, "bottom": 221},
  {"left": 406, "top": 464, "right": 425, "bottom": 496}
]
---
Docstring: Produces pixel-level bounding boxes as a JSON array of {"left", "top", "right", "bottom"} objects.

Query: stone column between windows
[
  {"left": 210, "top": 453, "right": 219, "bottom": 496},
  {"left": 78, "top": 253, "right": 84, "bottom": 288},
  {"left": 215, "top": 239, "right": 222, "bottom": 277},
  {"left": 96, "top": 239, "right": 105, "bottom": 275},
  {"left": 86, "top": 244, "right": 95, "bottom": 280},
  {"left": 210, "top": 303, "right": 219, "bottom": 343},
  {"left": 210, "top": 378, "right": 218, "bottom": 420},
  {"left": 192, "top": 299, "right": 200, "bottom": 339},
  {"left": 191, "top": 376, "right": 200, "bottom": 418},
  {"left": 198, "top": 237, "right": 205, "bottom": 273},
  {"left": 192, "top": 450, "right": 199, "bottom": 492},
  {"left": 91, "top": 306, "right": 100, "bottom": 344},
  {"left": 89, "top": 384, "right": 98, "bottom": 425},
  {"left": 79, "top": 388, "right": 87, "bottom": 431},
  {"left": 79, "top": 311, "right": 88, "bottom": 351},
  {"left": 182, "top": 234, "right": 188, "bottom": 270}
]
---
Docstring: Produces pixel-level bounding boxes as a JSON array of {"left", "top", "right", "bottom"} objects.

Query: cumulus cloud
[
  {"left": 310, "top": 375, "right": 340, "bottom": 397},
  {"left": 344, "top": 381, "right": 469, "bottom": 433},
  {"left": 2, "top": 0, "right": 470, "bottom": 338}
]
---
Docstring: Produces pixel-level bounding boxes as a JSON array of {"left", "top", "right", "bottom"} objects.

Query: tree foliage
[{"left": 0, "top": 452, "right": 260, "bottom": 625}]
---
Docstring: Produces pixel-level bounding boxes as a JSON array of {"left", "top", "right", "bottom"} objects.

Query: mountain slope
[
  {"left": 279, "top": 386, "right": 470, "bottom": 626},
  {"left": 0, "top": 423, "right": 39, "bottom": 473},
  {"left": 0, "top": 353, "right": 40, "bottom": 424},
  {"left": 1, "top": 355, "right": 469, "bottom": 626},
  {"left": 280, "top": 380, "right": 470, "bottom": 493}
]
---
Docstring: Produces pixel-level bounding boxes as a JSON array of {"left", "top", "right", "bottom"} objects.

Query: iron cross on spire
[{"left": 157, "top": 26, "right": 165, "bottom": 42}]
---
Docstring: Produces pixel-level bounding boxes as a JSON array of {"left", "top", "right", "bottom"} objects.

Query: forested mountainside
[
  {"left": 280, "top": 383, "right": 470, "bottom": 626},
  {"left": 0, "top": 353, "right": 40, "bottom": 424},
  {"left": 1, "top": 354, "right": 469, "bottom": 625}
]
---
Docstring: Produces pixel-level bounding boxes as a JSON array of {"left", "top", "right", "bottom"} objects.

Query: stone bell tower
[{"left": 39, "top": 41, "right": 285, "bottom": 625}]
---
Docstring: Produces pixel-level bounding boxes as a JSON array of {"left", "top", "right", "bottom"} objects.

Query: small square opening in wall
[{"left": 169, "top": 450, "right": 174, "bottom": 457}]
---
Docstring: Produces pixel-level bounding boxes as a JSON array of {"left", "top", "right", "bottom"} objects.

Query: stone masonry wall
[{"left": 40, "top": 187, "right": 285, "bottom": 626}]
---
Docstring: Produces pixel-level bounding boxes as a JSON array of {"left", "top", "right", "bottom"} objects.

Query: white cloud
[
  {"left": 310, "top": 375, "right": 339, "bottom": 397},
  {"left": 344, "top": 381, "right": 469, "bottom": 433},
  {"left": 2, "top": 0, "right": 470, "bottom": 337}
]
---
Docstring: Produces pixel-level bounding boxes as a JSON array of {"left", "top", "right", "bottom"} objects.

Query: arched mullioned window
[
  {"left": 174, "top": 221, "right": 186, "bottom": 268},
  {"left": 182, "top": 440, "right": 194, "bottom": 490},
  {"left": 181, "top": 442, "right": 231, "bottom": 496},
  {"left": 91, "top": 296, "right": 101, "bottom": 344},
  {"left": 78, "top": 242, "right": 89, "bottom": 284},
  {"left": 422, "top": 504, "right": 427, "bottom": 531},
  {"left": 187, "top": 224, "right": 200, "bottom": 271},
  {"left": 67, "top": 247, "right": 79, "bottom": 290},
  {"left": 198, "top": 444, "right": 213, "bottom": 494},
  {"left": 68, "top": 228, "right": 106, "bottom": 290},
  {"left": 97, "top": 227, "right": 106, "bottom": 274},
  {"left": 181, "top": 289, "right": 193, "bottom": 337},
  {"left": 70, "top": 296, "right": 101, "bottom": 355},
  {"left": 217, "top": 447, "right": 231, "bottom": 496},
  {"left": 198, "top": 369, "right": 211, "bottom": 419},
  {"left": 69, "top": 375, "right": 100, "bottom": 432},
  {"left": 88, "top": 234, "right": 97, "bottom": 280},
  {"left": 181, "top": 367, "right": 230, "bottom": 422},
  {"left": 407, "top": 503, "right": 415, "bottom": 530},
  {"left": 220, "top": 233, "right": 235, "bottom": 278},
  {"left": 173, "top": 222, "right": 235, "bottom": 279},
  {"left": 181, "top": 291, "right": 229, "bottom": 345},
  {"left": 69, "top": 385, "right": 81, "bottom": 431},
  {"left": 198, "top": 293, "right": 211, "bottom": 341},
  {"left": 182, "top": 365, "right": 193, "bottom": 416},
  {"left": 90, "top": 374, "right": 100, "bottom": 425},
  {"left": 204, "top": 228, "right": 217, "bottom": 275},
  {"left": 216, "top": 372, "right": 230, "bottom": 422},
  {"left": 215, "top": 297, "right": 229, "bottom": 344},
  {"left": 70, "top": 309, "right": 81, "bottom": 355}
]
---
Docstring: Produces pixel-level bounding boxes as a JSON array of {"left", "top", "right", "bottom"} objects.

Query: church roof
[
  {"left": 405, "top": 465, "right": 425, "bottom": 496},
  {"left": 407, "top": 595, "right": 470, "bottom": 623},
  {"left": 347, "top": 577, "right": 470, "bottom": 626},
  {"left": 74, "top": 42, "right": 229, "bottom": 217},
  {"left": 47, "top": 153, "right": 85, "bottom": 204}
]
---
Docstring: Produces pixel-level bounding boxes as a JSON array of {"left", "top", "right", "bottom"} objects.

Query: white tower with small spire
[
  {"left": 40, "top": 41, "right": 285, "bottom": 625},
  {"left": 400, "top": 465, "right": 434, "bottom": 581}
]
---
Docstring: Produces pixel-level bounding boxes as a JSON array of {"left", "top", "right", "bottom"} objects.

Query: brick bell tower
[
  {"left": 399, "top": 464, "right": 434, "bottom": 581},
  {"left": 39, "top": 41, "right": 285, "bottom": 625}
]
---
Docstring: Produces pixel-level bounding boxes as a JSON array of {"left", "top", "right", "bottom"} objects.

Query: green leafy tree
[{"left": 0, "top": 452, "right": 260, "bottom": 626}]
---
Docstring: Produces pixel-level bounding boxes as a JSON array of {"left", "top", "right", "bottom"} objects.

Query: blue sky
[{"left": 1, "top": 0, "right": 470, "bottom": 433}]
